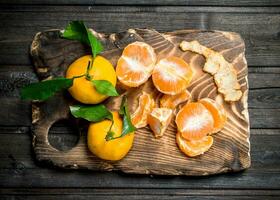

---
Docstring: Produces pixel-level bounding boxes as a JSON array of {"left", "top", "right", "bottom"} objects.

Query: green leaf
[
  {"left": 62, "top": 21, "right": 89, "bottom": 45},
  {"left": 92, "top": 80, "right": 119, "bottom": 97},
  {"left": 70, "top": 104, "right": 113, "bottom": 122},
  {"left": 62, "top": 21, "right": 103, "bottom": 58},
  {"left": 20, "top": 78, "right": 73, "bottom": 101},
  {"left": 119, "top": 96, "right": 136, "bottom": 136},
  {"left": 121, "top": 110, "right": 137, "bottom": 136},
  {"left": 86, "top": 28, "right": 103, "bottom": 58}
]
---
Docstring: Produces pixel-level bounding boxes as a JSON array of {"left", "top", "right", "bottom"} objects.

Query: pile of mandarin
[{"left": 116, "top": 42, "right": 227, "bottom": 157}]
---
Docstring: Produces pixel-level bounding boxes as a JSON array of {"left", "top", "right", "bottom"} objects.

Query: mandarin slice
[
  {"left": 160, "top": 89, "right": 191, "bottom": 109},
  {"left": 152, "top": 56, "right": 193, "bottom": 95},
  {"left": 131, "top": 92, "right": 155, "bottom": 128},
  {"left": 116, "top": 42, "right": 156, "bottom": 87},
  {"left": 176, "top": 133, "right": 213, "bottom": 157},
  {"left": 175, "top": 102, "right": 214, "bottom": 140},
  {"left": 148, "top": 108, "right": 172, "bottom": 138},
  {"left": 199, "top": 98, "right": 227, "bottom": 134}
]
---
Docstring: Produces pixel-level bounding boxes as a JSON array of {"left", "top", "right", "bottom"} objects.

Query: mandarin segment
[
  {"left": 175, "top": 102, "right": 214, "bottom": 141},
  {"left": 176, "top": 133, "right": 213, "bottom": 157},
  {"left": 199, "top": 98, "right": 227, "bottom": 134},
  {"left": 116, "top": 42, "right": 156, "bottom": 87},
  {"left": 148, "top": 108, "right": 173, "bottom": 138},
  {"left": 152, "top": 56, "right": 193, "bottom": 95},
  {"left": 160, "top": 89, "right": 191, "bottom": 109},
  {"left": 131, "top": 92, "right": 155, "bottom": 128}
]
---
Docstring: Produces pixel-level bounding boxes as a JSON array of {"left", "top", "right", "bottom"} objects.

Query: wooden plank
[
  {"left": 0, "top": 189, "right": 280, "bottom": 200},
  {"left": 0, "top": 6, "right": 279, "bottom": 66},
  {"left": 1, "top": 188, "right": 280, "bottom": 196},
  {"left": 0, "top": 98, "right": 31, "bottom": 126},
  {"left": 0, "top": 130, "right": 279, "bottom": 188},
  {"left": 249, "top": 88, "right": 280, "bottom": 109},
  {"left": 0, "top": 0, "right": 279, "bottom": 6},
  {"left": 0, "top": 195, "right": 279, "bottom": 200},
  {"left": 249, "top": 109, "right": 280, "bottom": 128},
  {"left": 2, "top": 5, "right": 280, "bottom": 12},
  {"left": 0, "top": 168, "right": 279, "bottom": 189}
]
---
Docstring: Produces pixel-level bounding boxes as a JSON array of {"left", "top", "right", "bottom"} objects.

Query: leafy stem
[
  {"left": 85, "top": 60, "right": 93, "bottom": 81},
  {"left": 105, "top": 120, "right": 115, "bottom": 141},
  {"left": 105, "top": 95, "right": 136, "bottom": 141}
]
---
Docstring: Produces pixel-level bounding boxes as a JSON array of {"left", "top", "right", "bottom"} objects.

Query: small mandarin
[
  {"left": 87, "top": 112, "right": 134, "bottom": 161},
  {"left": 66, "top": 55, "right": 117, "bottom": 104}
]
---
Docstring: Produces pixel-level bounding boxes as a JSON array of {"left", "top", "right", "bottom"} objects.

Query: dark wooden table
[{"left": 0, "top": 1, "right": 280, "bottom": 199}]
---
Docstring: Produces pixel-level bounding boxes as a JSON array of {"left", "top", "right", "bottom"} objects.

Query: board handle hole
[{"left": 48, "top": 119, "right": 80, "bottom": 151}]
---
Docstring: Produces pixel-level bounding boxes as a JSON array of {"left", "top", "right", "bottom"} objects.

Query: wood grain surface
[
  {"left": 1, "top": 0, "right": 279, "bottom": 6},
  {"left": 30, "top": 28, "right": 250, "bottom": 175},
  {"left": 0, "top": 2, "right": 279, "bottom": 199}
]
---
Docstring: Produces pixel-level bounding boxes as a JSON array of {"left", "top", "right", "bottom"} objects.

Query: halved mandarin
[
  {"left": 152, "top": 56, "right": 193, "bottom": 95},
  {"left": 148, "top": 108, "right": 172, "bottom": 138},
  {"left": 175, "top": 102, "right": 214, "bottom": 140},
  {"left": 131, "top": 92, "right": 155, "bottom": 128},
  {"left": 199, "top": 98, "right": 227, "bottom": 134},
  {"left": 160, "top": 89, "right": 191, "bottom": 109},
  {"left": 116, "top": 41, "right": 157, "bottom": 87},
  {"left": 176, "top": 133, "right": 213, "bottom": 157}
]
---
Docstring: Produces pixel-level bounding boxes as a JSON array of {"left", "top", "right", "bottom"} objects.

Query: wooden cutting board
[{"left": 30, "top": 28, "right": 250, "bottom": 176}]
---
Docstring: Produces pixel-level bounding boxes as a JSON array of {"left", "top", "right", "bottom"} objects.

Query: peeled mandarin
[
  {"left": 175, "top": 102, "right": 214, "bottom": 141},
  {"left": 116, "top": 42, "right": 156, "bottom": 87},
  {"left": 152, "top": 56, "right": 193, "bottom": 95}
]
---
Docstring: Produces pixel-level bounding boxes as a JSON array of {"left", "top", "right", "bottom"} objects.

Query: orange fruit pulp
[
  {"left": 116, "top": 41, "right": 156, "bottom": 87},
  {"left": 160, "top": 89, "right": 191, "bottom": 109},
  {"left": 199, "top": 98, "right": 227, "bottom": 134},
  {"left": 175, "top": 102, "right": 214, "bottom": 141},
  {"left": 131, "top": 92, "right": 155, "bottom": 128},
  {"left": 148, "top": 108, "right": 173, "bottom": 138},
  {"left": 176, "top": 133, "right": 213, "bottom": 157},
  {"left": 152, "top": 56, "right": 193, "bottom": 95}
]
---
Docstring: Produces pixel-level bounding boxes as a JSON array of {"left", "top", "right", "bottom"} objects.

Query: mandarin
[
  {"left": 152, "top": 56, "right": 193, "bottom": 95},
  {"left": 175, "top": 102, "right": 214, "bottom": 141},
  {"left": 116, "top": 42, "right": 156, "bottom": 87}
]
